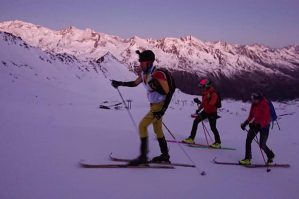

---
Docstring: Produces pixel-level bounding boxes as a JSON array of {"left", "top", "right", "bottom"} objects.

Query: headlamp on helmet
[{"left": 199, "top": 79, "right": 211, "bottom": 88}]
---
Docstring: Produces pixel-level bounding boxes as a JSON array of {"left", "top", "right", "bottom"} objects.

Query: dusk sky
[{"left": 1, "top": 0, "right": 298, "bottom": 48}]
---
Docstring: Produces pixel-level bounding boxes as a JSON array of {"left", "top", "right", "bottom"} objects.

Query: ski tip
[{"left": 79, "top": 161, "right": 89, "bottom": 168}]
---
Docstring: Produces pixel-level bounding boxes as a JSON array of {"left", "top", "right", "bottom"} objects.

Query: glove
[
  {"left": 153, "top": 108, "right": 166, "bottom": 120},
  {"left": 193, "top": 98, "right": 201, "bottom": 104},
  {"left": 195, "top": 109, "right": 200, "bottom": 114},
  {"left": 249, "top": 123, "right": 261, "bottom": 130},
  {"left": 111, "top": 80, "right": 123, "bottom": 88},
  {"left": 241, "top": 121, "right": 249, "bottom": 131}
]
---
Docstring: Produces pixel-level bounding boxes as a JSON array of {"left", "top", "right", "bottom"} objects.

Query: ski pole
[
  {"left": 106, "top": 77, "right": 138, "bottom": 132},
  {"left": 253, "top": 136, "right": 271, "bottom": 172},
  {"left": 246, "top": 129, "right": 271, "bottom": 172},
  {"left": 107, "top": 76, "right": 138, "bottom": 132},
  {"left": 162, "top": 121, "right": 206, "bottom": 176},
  {"left": 202, "top": 122, "right": 213, "bottom": 142},
  {"left": 115, "top": 87, "right": 138, "bottom": 132},
  {"left": 253, "top": 136, "right": 267, "bottom": 164},
  {"left": 161, "top": 121, "right": 176, "bottom": 140},
  {"left": 201, "top": 123, "right": 209, "bottom": 145}
]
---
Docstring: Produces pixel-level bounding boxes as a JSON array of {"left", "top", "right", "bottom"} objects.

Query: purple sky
[{"left": 1, "top": 0, "right": 298, "bottom": 48}]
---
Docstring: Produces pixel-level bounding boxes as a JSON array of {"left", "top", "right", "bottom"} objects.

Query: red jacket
[
  {"left": 201, "top": 87, "right": 218, "bottom": 113},
  {"left": 247, "top": 97, "right": 270, "bottom": 128}
]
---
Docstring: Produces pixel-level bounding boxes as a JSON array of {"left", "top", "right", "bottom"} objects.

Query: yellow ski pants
[{"left": 139, "top": 102, "right": 165, "bottom": 139}]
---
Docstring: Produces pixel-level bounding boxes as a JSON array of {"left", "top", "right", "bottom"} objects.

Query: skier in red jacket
[
  {"left": 239, "top": 93, "right": 275, "bottom": 165},
  {"left": 182, "top": 79, "right": 221, "bottom": 148}
]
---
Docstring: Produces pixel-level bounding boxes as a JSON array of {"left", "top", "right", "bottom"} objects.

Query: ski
[
  {"left": 99, "top": 102, "right": 122, "bottom": 109},
  {"left": 212, "top": 158, "right": 290, "bottom": 168},
  {"left": 188, "top": 144, "right": 236, "bottom": 150},
  {"left": 166, "top": 139, "right": 236, "bottom": 150},
  {"left": 109, "top": 153, "right": 196, "bottom": 168},
  {"left": 79, "top": 161, "right": 174, "bottom": 169}
]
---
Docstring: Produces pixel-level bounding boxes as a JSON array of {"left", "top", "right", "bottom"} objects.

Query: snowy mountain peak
[{"left": 1, "top": 20, "right": 299, "bottom": 100}]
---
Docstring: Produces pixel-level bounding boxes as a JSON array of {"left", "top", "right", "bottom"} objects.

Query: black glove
[
  {"left": 153, "top": 108, "right": 166, "bottom": 120},
  {"left": 241, "top": 121, "right": 249, "bottom": 131},
  {"left": 249, "top": 123, "right": 261, "bottom": 130},
  {"left": 195, "top": 109, "right": 200, "bottom": 114},
  {"left": 111, "top": 80, "right": 123, "bottom": 88},
  {"left": 193, "top": 98, "right": 201, "bottom": 104}
]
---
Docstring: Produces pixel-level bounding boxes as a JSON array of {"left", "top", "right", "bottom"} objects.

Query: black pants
[
  {"left": 189, "top": 111, "right": 221, "bottom": 144},
  {"left": 245, "top": 125, "right": 275, "bottom": 159}
]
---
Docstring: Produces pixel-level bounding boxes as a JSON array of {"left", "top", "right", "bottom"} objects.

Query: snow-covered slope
[
  {"left": 0, "top": 31, "right": 151, "bottom": 117},
  {"left": 1, "top": 20, "right": 299, "bottom": 100},
  {"left": 0, "top": 27, "right": 299, "bottom": 199}
]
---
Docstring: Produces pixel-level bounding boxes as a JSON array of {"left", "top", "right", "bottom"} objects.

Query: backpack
[
  {"left": 267, "top": 99, "right": 280, "bottom": 130},
  {"left": 210, "top": 90, "right": 222, "bottom": 108},
  {"left": 150, "top": 68, "right": 176, "bottom": 95},
  {"left": 268, "top": 100, "right": 277, "bottom": 122}
]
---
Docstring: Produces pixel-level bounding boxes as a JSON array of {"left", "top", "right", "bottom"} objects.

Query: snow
[{"left": 1, "top": 31, "right": 299, "bottom": 199}]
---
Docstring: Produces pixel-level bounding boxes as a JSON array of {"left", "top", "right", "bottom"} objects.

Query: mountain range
[{"left": 1, "top": 20, "right": 298, "bottom": 100}]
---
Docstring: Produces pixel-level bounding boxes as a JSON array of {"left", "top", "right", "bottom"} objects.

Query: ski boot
[
  {"left": 182, "top": 137, "right": 195, "bottom": 144},
  {"left": 128, "top": 137, "right": 148, "bottom": 166},
  {"left": 267, "top": 155, "right": 275, "bottom": 165},
  {"left": 239, "top": 158, "right": 251, "bottom": 165},
  {"left": 128, "top": 155, "right": 148, "bottom": 166},
  {"left": 151, "top": 154, "right": 170, "bottom": 164},
  {"left": 210, "top": 142, "right": 221, "bottom": 149},
  {"left": 152, "top": 137, "right": 171, "bottom": 164}
]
